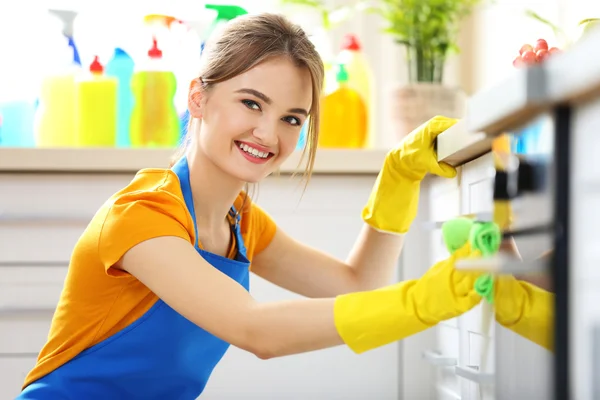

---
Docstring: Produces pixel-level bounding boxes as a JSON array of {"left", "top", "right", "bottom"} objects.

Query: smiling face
[{"left": 188, "top": 56, "right": 313, "bottom": 183}]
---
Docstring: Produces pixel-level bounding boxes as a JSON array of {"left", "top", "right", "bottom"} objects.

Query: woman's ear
[{"left": 188, "top": 78, "right": 204, "bottom": 118}]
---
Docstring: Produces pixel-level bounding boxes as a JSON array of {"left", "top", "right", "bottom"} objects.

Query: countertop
[{"left": 0, "top": 147, "right": 388, "bottom": 174}]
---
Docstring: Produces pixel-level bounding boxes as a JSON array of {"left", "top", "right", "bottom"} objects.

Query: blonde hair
[{"left": 172, "top": 13, "right": 324, "bottom": 185}]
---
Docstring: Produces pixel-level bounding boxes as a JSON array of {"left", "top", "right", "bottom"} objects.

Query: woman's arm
[
  {"left": 117, "top": 236, "right": 343, "bottom": 359},
  {"left": 251, "top": 224, "right": 404, "bottom": 298},
  {"left": 118, "top": 234, "right": 483, "bottom": 358},
  {"left": 253, "top": 115, "right": 459, "bottom": 298}
]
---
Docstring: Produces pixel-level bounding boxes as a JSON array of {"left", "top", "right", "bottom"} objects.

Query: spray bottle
[
  {"left": 202, "top": 4, "right": 248, "bottom": 50},
  {"left": 34, "top": 32, "right": 79, "bottom": 147}
]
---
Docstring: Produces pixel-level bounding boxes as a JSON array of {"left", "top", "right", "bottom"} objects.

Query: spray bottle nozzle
[{"left": 205, "top": 4, "right": 249, "bottom": 21}]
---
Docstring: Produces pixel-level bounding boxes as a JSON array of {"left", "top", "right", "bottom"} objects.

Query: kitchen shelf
[
  {"left": 435, "top": 119, "right": 493, "bottom": 167},
  {"left": 0, "top": 147, "right": 387, "bottom": 175}
]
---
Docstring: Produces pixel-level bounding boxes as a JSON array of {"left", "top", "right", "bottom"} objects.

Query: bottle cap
[
  {"left": 336, "top": 64, "right": 349, "bottom": 83},
  {"left": 148, "top": 37, "right": 163, "bottom": 59},
  {"left": 89, "top": 55, "right": 103, "bottom": 73},
  {"left": 340, "top": 33, "right": 361, "bottom": 51}
]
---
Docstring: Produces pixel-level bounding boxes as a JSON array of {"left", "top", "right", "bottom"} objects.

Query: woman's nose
[{"left": 252, "top": 120, "right": 278, "bottom": 145}]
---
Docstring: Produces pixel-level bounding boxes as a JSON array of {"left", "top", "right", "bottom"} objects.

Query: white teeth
[{"left": 238, "top": 142, "right": 270, "bottom": 159}]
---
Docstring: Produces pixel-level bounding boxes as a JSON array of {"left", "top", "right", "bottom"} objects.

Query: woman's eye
[
  {"left": 242, "top": 99, "right": 261, "bottom": 111},
  {"left": 284, "top": 116, "right": 301, "bottom": 126}
]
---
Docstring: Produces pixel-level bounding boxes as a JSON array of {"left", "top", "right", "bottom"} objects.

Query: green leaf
[
  {"left": 524, "top": 9, "right": 570, "bottom": 45},
  {"left": 578, "top": 18, "right": 600, "bottom": 26}
]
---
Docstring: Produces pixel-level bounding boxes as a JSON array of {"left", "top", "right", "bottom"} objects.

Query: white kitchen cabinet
[
  {"left": 426, "top": 170, "right": 462, "bottom": 398},
  {"left": 457, "top": 154, "right": 496, "bottom": 400},
  {"left": 424, "top": 149, "right": 554, "bottom": 400},
  {"left": 0, "top": 170, "right": 401, "bottom": 400},
  {"left": 423, "top": 154, "right": 497, "bottom": 400}
]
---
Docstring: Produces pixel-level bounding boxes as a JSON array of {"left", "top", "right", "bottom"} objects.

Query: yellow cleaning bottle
[
  {"left": 336, "top": 34, "right": 375, "bottom": 147},
  {"left": 34, "top": 38, "right": 79, "bottom": 147},
  {"left": 36, "top": 73, "right": 76, "bottom": 146},
  {"left": 130, "top": 37, "right": 179, "bottom": 148},
  {"left": 75, "top": 56, "right": 117, "bottom": 147},
  {"left": 319, "top": 64, "right": 367, "bottom": 149}
]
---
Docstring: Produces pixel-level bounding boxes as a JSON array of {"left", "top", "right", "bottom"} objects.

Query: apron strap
[
  {"left": 229, "top": 206, "right": 247, "bottom": 259},
  {"left": 173, "top": 156, "right": 248, "bottom": 259},
  {"left": 171, "top": 157, "right": 200, "bottom": 248}
]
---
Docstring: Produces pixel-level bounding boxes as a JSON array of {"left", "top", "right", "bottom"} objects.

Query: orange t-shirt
[{"left": 23, "top": 168, "right": 276, "bottom": 388}]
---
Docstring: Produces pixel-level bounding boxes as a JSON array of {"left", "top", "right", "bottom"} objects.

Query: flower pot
[{"left": 389, "top": 82, "right": 466, "bottom": 141}]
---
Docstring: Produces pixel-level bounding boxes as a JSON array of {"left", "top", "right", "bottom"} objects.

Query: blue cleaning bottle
[
  {"left": 106, "top": 48, "right": 135, "bottom": 147},
  {"left": 0, "top": 100, "right": 36, "bottom": 147}
]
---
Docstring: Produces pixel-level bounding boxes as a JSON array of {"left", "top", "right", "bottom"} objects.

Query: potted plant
[
  {"left": 377, "top": 0, "right": 482, "bottom": 83},
  {"left": 374, "top": 0, "right": 484, "bottom": 138}
]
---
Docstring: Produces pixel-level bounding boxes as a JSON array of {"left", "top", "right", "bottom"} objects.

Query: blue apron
[{"left": 19, "top": 157, "right": 251, "bottom": 399}]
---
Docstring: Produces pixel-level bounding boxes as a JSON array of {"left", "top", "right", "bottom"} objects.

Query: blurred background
[{"left": 0, "top": 0, "right": 595, "bottom": 152}]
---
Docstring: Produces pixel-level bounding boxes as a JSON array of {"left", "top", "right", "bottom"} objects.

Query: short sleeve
[
  {"left": 248, "top": 202, "right": 277, "bottom": 255},
  {"left": 98, "top": 175, "right": 194, "bottom": 277}
]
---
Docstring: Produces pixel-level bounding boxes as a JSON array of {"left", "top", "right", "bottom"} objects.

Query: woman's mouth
[{"left": 235, "top": 141, "right": 275, "bottom": 164}]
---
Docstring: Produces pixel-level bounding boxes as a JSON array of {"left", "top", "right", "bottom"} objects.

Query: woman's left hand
[{"left": 362, "top": 115, "right": 458, "bottom": 235}]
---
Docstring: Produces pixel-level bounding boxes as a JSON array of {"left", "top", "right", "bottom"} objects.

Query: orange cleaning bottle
[
  {"left": 130, "top": 38, "right": 179, "bottom": 148},
  {"left": 318, "top": 64, "right": 367, "bottom": 149},
  {"left": 75, "top": 56, "right": 117, "bottom": 147}
]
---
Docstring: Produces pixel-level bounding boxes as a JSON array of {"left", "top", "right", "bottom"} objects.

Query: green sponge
[
  {"left": 441, "top": 217, "right": 474, "bottom": 254},
  {"left": 470, "top": 221, "right": 501, "bottom": 304},
  {"left": 475, "top": 274, "right": 494, "bottom": 304},
  {"left": 441, "top": 218, "right": 502, "bottom": 304},
  {"left": 469, "top": 221, "right": 502, "bottom": 257}
]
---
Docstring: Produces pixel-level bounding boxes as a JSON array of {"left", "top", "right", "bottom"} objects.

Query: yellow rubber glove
[
  {"left": 494, "top": 276, "right": 554, "bottom": 351},
  {"left": 334, "top": 242, "right": 482, "bottom": 354},
  {"left": 362, "top": 116, "right": 458, "bottom": 234}
]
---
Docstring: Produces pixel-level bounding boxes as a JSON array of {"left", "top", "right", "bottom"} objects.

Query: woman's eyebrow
[
  {"left": 235, "top": 88, "right": 272, "bottom": 104},
  {"left": 235, "top": 88, "right": 308, "bottom": 116},
  {"left": 288, "top": 108, "right": 308, "bottom": 116}
]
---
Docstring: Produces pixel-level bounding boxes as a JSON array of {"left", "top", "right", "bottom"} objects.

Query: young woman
[{"left": 18, "top": 13, "right": 484, "bottom": 399}]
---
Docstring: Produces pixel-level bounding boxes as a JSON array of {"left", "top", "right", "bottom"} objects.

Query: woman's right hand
[{"left": 334, "top": 241, "right": 483, "bottom": 354}]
